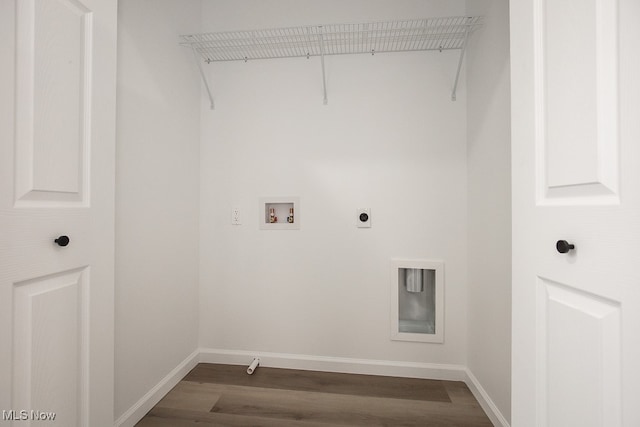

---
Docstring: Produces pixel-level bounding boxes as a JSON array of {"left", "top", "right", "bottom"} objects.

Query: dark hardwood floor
[{"left": 136, "top": 363, "right": 493, "bottom": 427}]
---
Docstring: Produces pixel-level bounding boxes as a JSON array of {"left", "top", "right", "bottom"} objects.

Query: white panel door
[
  {"left": 511, "top": 0, "right": 640, "bottom": 426},
  {"left": 0, "top": 0, "right": 117, "bottom": 425}
]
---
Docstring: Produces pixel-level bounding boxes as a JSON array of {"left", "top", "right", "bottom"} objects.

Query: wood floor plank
[
  {"left": 136, "top": 363, "right": 494, "bottom": 427},
  {"left": 184, "top": 363, "right": 451, "bottom": 403},
  {"left": 206, "top": 382, "right": 492, "bottom": 427},
  {"left": 154, "top": 381, "right": 222, "bottom": 412},
  {"left": 140, "top": 381, "right": 493, "bottom": 427},
  {"left": 442, "top": 381, "right": 486, "bottom": 407},
  {"left": 140, "top": 406, "right": 351, "bottom": 427}
]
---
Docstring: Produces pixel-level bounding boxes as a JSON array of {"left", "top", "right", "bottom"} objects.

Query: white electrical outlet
[
  {"left": 356, "top": 208, "right": 371, "bottom": 228},
  {"left": 231, "top": 207, "right": 241, "bottom": 225}
]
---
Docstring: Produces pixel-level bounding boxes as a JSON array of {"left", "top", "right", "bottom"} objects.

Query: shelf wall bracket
[
  {"left": 191, "top": 47, "right": 215, "bottom": 110},
  {"left": 318, "top": 26, "right": 328, "bottom": 105},
  {"left": 451, "top": 24, "right": 471, "bottom": 102}
]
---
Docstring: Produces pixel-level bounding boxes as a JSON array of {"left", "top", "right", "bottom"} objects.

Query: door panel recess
[
  {"left": 13, "top": 267, "right": 90, "bottom": 427},
  {"left": 14, "top": 0, "right": 92, "bottom": 207},
  {"left": 536, "top": 277, "right": 622, "bottom": 427},
  {"left": 534, "top": 0, "right": 619, "bottom": 205}
]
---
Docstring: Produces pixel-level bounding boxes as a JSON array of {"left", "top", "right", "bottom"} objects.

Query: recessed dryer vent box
[
  {"left": 390, "top": 259, "right": 444, "bottom": 343},
  {"left": 259, "top": 197, "right": 299, "bottom": 230}
]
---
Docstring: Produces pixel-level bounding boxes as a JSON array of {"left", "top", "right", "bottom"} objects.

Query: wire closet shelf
[{"left": 179, "top": 16, "right": 482, "bottom": 108}]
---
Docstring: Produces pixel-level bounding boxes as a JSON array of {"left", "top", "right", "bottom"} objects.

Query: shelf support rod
[
  {"left": 318, "top": 26, "right": 328, "bottom": 105},
  {"left": 451, "top": 24, "right": 470, "bottom": 102},
  {"left": 191, "top": 47, "right": 215, "bottom": 110}
]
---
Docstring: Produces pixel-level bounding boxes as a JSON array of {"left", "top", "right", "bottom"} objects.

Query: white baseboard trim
[
  {"left": 464, "top": 368, "right": 510, "bottom": 427},
  {"left": 198, "top": 347, "right": 467, "bottom": 381},
  {"left": 114, "top": 349, "right": 199, "bottom": 427},
  {"left": 114, "top": 348, "right": 509, "bottom": 427}
]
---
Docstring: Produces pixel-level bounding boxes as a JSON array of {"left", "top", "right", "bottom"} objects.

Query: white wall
[
  {"left": 115, "top": 0, "right": 201, "bottom": 419},
  {"left": 465, "top": 0, "right": 512, "bottom": 423},
  {"left": 198, "top": 0, "right": 469, "bottom": 365}
]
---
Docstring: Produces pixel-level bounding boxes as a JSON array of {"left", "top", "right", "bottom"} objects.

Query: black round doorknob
[
  {"left": 54, "top": 236, "right": 70, "bottom": 247},
  {"left": 556, "top": 240, "right": 575, "bottom": 254}
]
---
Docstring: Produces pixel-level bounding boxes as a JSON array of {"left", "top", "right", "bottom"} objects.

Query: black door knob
[
  {"left": 556, "top": 240, "right": 575, "bottom": 253},
  {"left": 54, "top": 236, "right": 70, "bottom": 247}
]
